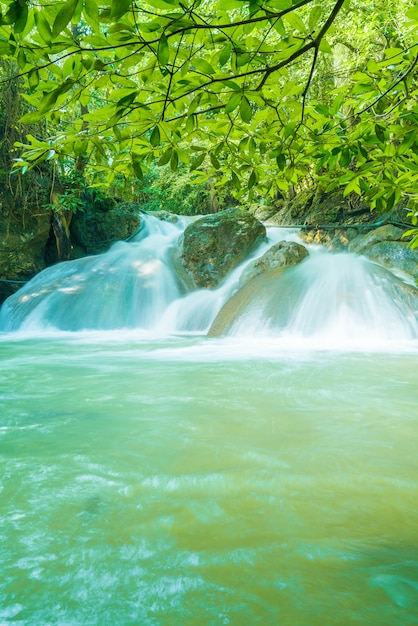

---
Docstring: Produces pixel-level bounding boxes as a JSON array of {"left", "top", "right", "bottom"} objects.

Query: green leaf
[
  {"left": 52, "top": 0, "right": 78, "bottom": 38},
  {"left": 308, "top": 6, "right": 322, "bottom": 31},
  {"left": 39, "top": 80, "right": 74, "bottom": 112},
  {"left": 375, "top": 124, "right": 386, "bottom": 143},
  {"left": 339, "top": 148, "right": 351, "bottom": 168},
  {"left": 19, "top": 111, "right": 44, "bottom": 124},
  {"left": 193, "top": 58, "right": 216, "bottom": 75},
  {"left": 117, "top": 91, "right": 137, "bottom": 107},
  {"left": 17, "top": 48, "right": 26, "bottom": 69},
  {"left": 137, "top": 22, "right": 162, "bottom": 33},
  {"left": 111, "top": 0, "right": 132, "bottom": 18},
  {"left": 248, "top": 169, "right": 256, "bottom": 189},
  {"left": 170, "top": 149, "right": 179, "bottom": 172},
  {"left": 150, "top": 125, "right": 161, "bottom": 147},
  {"left": 132, "top": 155, "right": 144, "bottom": 180},
  {"left": 34, "top": 11, "right": 52, "bottom": 45},
  {"left": 319, "top": 38, "right": 332, "bottom": 54},
  {"left": 219, "top": 44, "right": 232, "bottom": 66},
  {"left": 276, "top": 152, "right": 286, "bottom": 171},
  {"left": 158, "top": 33, "right": 169, "bottom": 67},
  {"left": 222, "top": 80, "right": 241, "bottom": 91},
  {"left": 190, "top": 152, "right": 206, "bottom": 171},
  {"left": 210, "top": 153, "right": 221, "bottom": 169},
  {"left": 84, "top": 0, "right": 99, "bottom": 22},
  {"left": 239, "top": 96, "right": 252, "bottom": 123},
  {"left": 231, "top": 170, "right": 240, "bottom": 191},
  {"left": 283, "top": 11, "right": 306, "bottom": 34},
  {"left": 406, "top": 5, "right": 418, "bottom": 23},
  {"left": 3, "top": 2, "right": 19, "bottom": 25},
  {"left": 158, "top": 147, "right": 173, "bottom": 166},
  {"left": 386, "top": 191, "right": 396, "bottom": 211},
  {"left": 28, "top": 68, "right": 39, "bottom": 90},
  {"left": 225, "top": 92, "right": 241, "bottom": 114},
  {"left": 13, "top": 5, "right": 28, "bottom": 34},
  {"left": 177, "top": 148, "right": 190, "bottom": 164}
]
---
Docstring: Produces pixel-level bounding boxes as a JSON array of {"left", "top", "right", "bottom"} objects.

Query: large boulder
[
  {"left": 179, "top": 208, "right": 266, "bottom": 288},
  {"left": 71, "top": 201, "right": 141, "bottom": 254},
  {"left": 348, "top": 224, "right": 405, "bottom": 254},
  {"left": 239, "top": 240, "right": 309, "bottom": 286}
]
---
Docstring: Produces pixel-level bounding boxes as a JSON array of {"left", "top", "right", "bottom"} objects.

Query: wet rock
[
  {"left": 239, "top": 240, "right": 309, "bottom": 286},
  {"left": 266, "top": 189, "right": 374, "bottom": 229},
  {"left": 0, "top": 209, "right": 51, "bottom": 302},
  {"left": 146, "top": 210, "right": 180, "bottom": 224},
  {"left": 71, "top": 201, "right": 141, "bottom": 254},
  {"left": 348, "top": 225, "right": 405, "bottom": 254},
  {"left": 362, "top": 241, "right": 418, "bottom": 281},
  {"left": 179, "top": 208, "right": 266, "bottom": 288},
  {"left": 248, "top": 204, "right": 278, "bottom": 222},
  {"left": 346, "top": 225, "right": 417, "bottom": 281}
]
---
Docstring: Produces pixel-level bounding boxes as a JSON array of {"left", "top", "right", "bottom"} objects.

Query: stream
[{"left": 1, "top": 216, "right": 417, "bottom": 624}]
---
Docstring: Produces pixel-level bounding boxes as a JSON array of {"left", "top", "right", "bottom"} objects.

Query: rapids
[{"left": 0, "top": 214, "right": 417, "bottom": 624}]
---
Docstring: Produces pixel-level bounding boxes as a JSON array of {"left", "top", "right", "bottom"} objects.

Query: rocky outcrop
[
  {"left": 179, "top": 207, "right": 266, "bottom": 288},
  {"left": 71, "top": 201, "right": 141, "bottom": 254},
  {"left": 265, "top": 188, "right": 373, "bottom": 228},
  {"left": 239, "top": 240, "right": 309, "bottom": 286},
  {"left": 347, "top": 225, "right": 418, "bottom": 281},
  {"left": 348, "top": 225, "right": 405, "bottom": 254},
  {"left": 361, "top": 241, "right": 418, "bottom": 281},
  {"left": 0, "top": 207, "right": 51, "bottom": 302}
]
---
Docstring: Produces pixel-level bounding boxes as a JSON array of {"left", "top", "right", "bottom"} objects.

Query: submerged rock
[
  {"left": 239, "top": 240, "right": 309, "bottom": 286},
  {"left": 179, "top": 208, "right": 266, "bottom": 288}
]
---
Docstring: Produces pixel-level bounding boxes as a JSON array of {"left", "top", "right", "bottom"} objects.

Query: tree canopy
[{"left": 0, "top": 0, "right": 417, "bottom": 234}]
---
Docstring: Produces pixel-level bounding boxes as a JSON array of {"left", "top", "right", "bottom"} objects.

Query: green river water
[{"left": 1, "top": 334, "right": 417, "bottom": 625}]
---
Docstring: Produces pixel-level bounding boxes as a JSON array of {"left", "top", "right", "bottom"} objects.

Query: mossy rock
[
  {"left": 0, "top": 206, "right": 51, "bottom": 303},
  {"left": 239, "top": 240, "right": 309, "bottom": 286},
  {"left": 179, "top": 208, "right": 266, "bottom": 289},
  {"left": 71, "top": 201, "right": 141, "bottom": 254}
]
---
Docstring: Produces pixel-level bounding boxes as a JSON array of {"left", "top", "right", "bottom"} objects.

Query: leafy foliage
[
  {"left": 137, "top": 164, "right": 231, "bottom": 215},
  {"left": 0, "top": 0, "right": 417, "bottom": 237}
]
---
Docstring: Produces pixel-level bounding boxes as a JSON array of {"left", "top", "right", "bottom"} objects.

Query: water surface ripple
[{"left": 1, "top": 336, "right": 417, "bottom": 624}]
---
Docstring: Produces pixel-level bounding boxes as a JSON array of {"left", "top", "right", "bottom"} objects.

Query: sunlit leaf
[
  {"left": 158, "top": 33, "right": 169, "bottom": 67},
  {"left": 52, "top": 0, "right": 78, "bottom": 38},
  {"left": 239, "top": 97, "right": 252, "bottom": 123}
]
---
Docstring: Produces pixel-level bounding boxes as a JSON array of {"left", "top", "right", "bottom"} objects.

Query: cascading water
[
  {"left": 1, "top": 213, "right": 418, "bottom": 625},
  {"left": 1, "top": 213, "right": 417, "bottom": 348},
  {"left": 0, "top": 215, "right": 187, "bottom": 333},
  {"left": 209, "top": 248, "right": 418, "bottom": 349}
]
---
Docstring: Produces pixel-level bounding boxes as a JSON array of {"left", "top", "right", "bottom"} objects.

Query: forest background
[{"left": 0, "top": 0, "right": 417, "bottom": 270}]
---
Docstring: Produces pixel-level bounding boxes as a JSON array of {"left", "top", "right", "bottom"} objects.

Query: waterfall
[
  {"left": 0, "top": 213, "right": 417, "bottom": 347},
  {"left": 211, "top": 249, "right": 418, "bottom": 348},
  {"left": 0, "top": 215, "right": 187, "bottom": 332}
]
